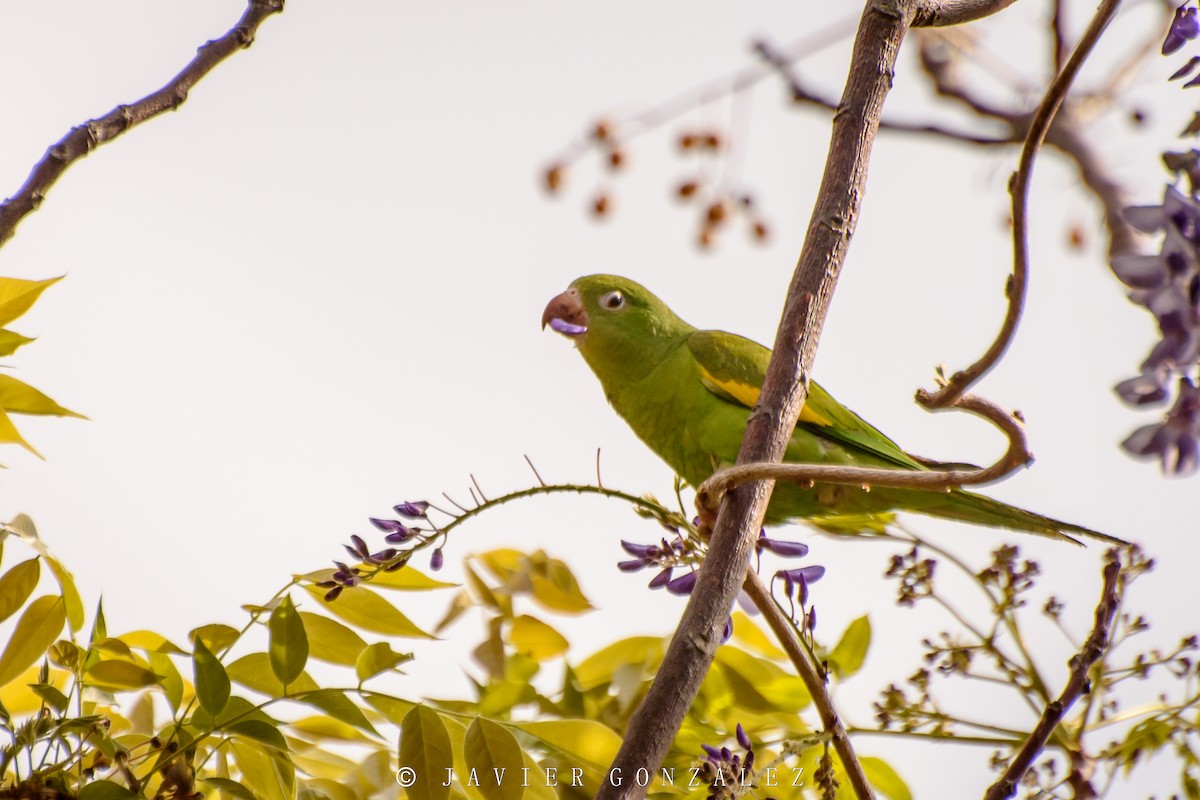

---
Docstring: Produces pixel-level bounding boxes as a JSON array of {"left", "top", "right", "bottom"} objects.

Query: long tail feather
[{"left": 920, "top": 490, "right": 1126, "bottom": 546}]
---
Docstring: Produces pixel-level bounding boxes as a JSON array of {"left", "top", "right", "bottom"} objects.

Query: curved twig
[
  {"left": 697, "top": 392, "right": 1032, "bottom": 520},
  {"left": 982, "top": 550, "right": 1123, "bottom": 800},
  {"left": 919, "top": 0, "right": 1124, "bottom": 408},
  {"left": 0, "top": 0, "right": 285, "bottom": 248}
]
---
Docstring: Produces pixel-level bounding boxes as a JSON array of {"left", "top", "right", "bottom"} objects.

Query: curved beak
[{"left": 542, "top": 287, "right": 588, "bottom": 336}]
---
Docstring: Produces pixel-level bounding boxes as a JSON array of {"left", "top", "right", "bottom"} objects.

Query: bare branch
[
  {"left": 0, "top": 0, "right": 285, "bottom": 248},
  {"left": 919, "top": 0, "right": 1123, "bottom": 408},
  {"left": 1051, "top": 0, "right": 1069, "bottom": 74},
  {"left": 982, "top": 550, "right": 1123, "bottom": 800},
  {"left": 596, "top": 3, "right": 924, "bottom": 798},
  {"left": 913, "top": 0, "right": 1020, "bottom": 28},
  {"left": 698, "top": 392, "right": 1033, "bottom": 519}
]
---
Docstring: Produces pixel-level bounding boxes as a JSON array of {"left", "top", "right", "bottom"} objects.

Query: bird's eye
[{"left": 600, "top": 290, "right": 625, "bottom": 310}]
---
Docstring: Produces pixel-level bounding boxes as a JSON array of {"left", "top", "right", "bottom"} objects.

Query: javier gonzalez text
[{"left": 394, "top": 765, "right": 805, "bottom": 789}]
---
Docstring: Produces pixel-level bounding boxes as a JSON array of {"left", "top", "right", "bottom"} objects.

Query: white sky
[{"left": 0, "top": 1, "right": 1194, "bottom": 796}]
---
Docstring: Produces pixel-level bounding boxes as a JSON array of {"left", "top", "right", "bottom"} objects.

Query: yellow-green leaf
[
  {"left": 298, "top": 688, "right": 379, "bottom": 737},
  {"left": 827, "top": 615, "right": 871, "bottom": 679},
  {"left": 190, "top": 623, "right": 240, "bottom": 654},
  {"left": 299, "top": 612, "right": 367, "bottom": 666},
  {"left": 729, "top": 611, "right": 786, "bottom": 660},
  {"left": 45, "top": 556, "right": 84, "bottom": 633},
  {"left": 0, "top": 407, "right": 37, "bottom": 455},
  {"left": 861, "top": 757, "right": 912, "bottom": 800},
  {"left": 399, "top": 705, "right": 453, "bottom": 800},
  {"left": 0, "top": 558, "right": 40, "bottom": 624},
  {"left": 0, "top": 595, "right": 65, "bottom": 689},
  {"left": 198, "top": 777, "right": 258, "bottom": 800},
  {"left": 31, "top": 682, "right": 69, "bottom": 712},
  {"left": 77, "top": 781, "right": 140, "bottom": 800},
  {"left": 85, "top": 660, "right": 162, "bottom": 691},
  {"left": 118, "top": 630, "right": 187, "bottom": 655},
  {"left": 513, "top": 719, "right": 621, "bottom": 785},
  {"left": 226, "top": 652, "right": 319, "bottom": 698},
  {"left": 229, "top": 739, "right": 293, "bottom": 800},
  {"left": 0, "top": 277, "right": 61, "bottom": 328},
  {"left": 0, "top": 329, "right": 35, "bottom": 358},
  {"left": 464, "top": 718, "right": 526, "bottom": 800},
  {"left": 302, "top": 583, "right": 433, "bottom": 639},
  {"left": 147, "top": 650, "right": 183, "bottom": 711},
  {"left": 574, "top": 637, "right": 663, "bottom": 690},
  {"left": 508, "top": 615, "right": 568, "bottom": 661},
  {"left": 227, "top": 719, "right": 289, "bottom": 752},
  {"left": 370, "top": 566, "right": 457, "bottom": 591},
  {"left": 363, "top": 693, "right": 416, "bottom": 725},
  {"left": 192, "top": 637, "right": 230, "bottom": 716},
  {"left": 0, "top": 374, "right": 83, "bottom": 418},
  {"left": 268, "top": 595, "right": 308, "bottom": 688},
  {"left": 355, "top": 641, "right": 410, "bottom": 683}
]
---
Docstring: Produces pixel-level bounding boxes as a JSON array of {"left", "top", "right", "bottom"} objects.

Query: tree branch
[
  {"left": 982, "top": 549, "right": 1123, "bottom": 800},
  {"left": 913, "top": 0, "right": 1020, "bottom": 27},
  {"left": 919, "top": 0, "right": 1123, "bottom": 407},
  {"left": 0, "top": 0, "right": 285, "bottom": 249},
  {"left": 596, "top": 3, "right": 927, "bottom": 798}
]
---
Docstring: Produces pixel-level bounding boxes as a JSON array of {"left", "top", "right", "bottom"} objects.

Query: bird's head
[{"left": 542, "top": 274, "right": 693, "bottom": 381}]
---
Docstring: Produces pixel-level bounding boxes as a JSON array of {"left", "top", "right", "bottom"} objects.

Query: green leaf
[
  {"left": 229, "top": 739, "right": 293, "bottom": 800},
  {"left": 363, "top": 693, "right": 416, "bottom": 725},
  {"left": 148, "top": 650, "right": 183, "bottom": 711},
  {"left": 302, "top": 583, "right": 434, "bottom": 639},
  {"left": 0, "top": 375, "right": 83, "bottom": 418},
  {"left": 573, "top": 636, "right": 663, "bottom": 690},
  {"left": 299, "top": 612, "right": 367, "bottom": 666},
  {"left": 400, "top": 705, "right": 454, "bottom": 800},
  {"left": 226, "top": 652, "right": 320, "bottom": 698},
  {"left": 227, "top": 718, "right": 290, "bottom": 752},
  {"left": 370, "top": 565, "right": 457, "bottom": 591},
  {"left": 513, "top": 719, "right": 622, "bottom": 787},
  {"left": 190, "top": 623, "right": 240, "bottom": 654},
  {"left": 118, "top": 629, "right": 187, "bottom": 655},
  {"left": 268, "top": 595, "right": 308, "bottom": 688},
  {"left": 192, "top": 637, "right": 230, "bottom": 716},
  {"left": 44, "top": 556, "right": 84, "bottom": 633},
  {"left": 85, "top": 660, "right": 162, "bottom": 691},
  {"left": 507, "top": 615, "right": 568, "bottom": 661},
  {"left": 0, "top": 558, "right": 40, "bottom": 624},
  {"left": 0, "top": 329, "right": 35, "bottom": 358},
  {"left": 77, "top": 781, "right": 140, "bottom": 800},
  {"left": 827, "top": 615, "right": 871, "bottom": 679},
  {"left": 861, "top": 757, "right": 912, "bottom": 800},
  {"left": 729, "top": 611, "right": 786, "bottom": 660},
  {"left": 355, "top": 641, "right": 411, "bottom": 683},
  {"left": 0, "top": 276, "right": 62, "bottom": 328},
  {"left": 0, "top": 407, "right": 37, "bottom": 455},
  {"left": 465, "top": 718, "right": 526, "bottom": 800},
  {"left": 31, "top": 682, "right": 70, "bottom": 712},
  {"left": 199, "top": 777, "right": 258, "bottom": 800},
  {"left": 0, "top": 595, "right": 65, "bottom": 688},
  {"left": 298, "top": 688, "right": 379, "bottom": 737}
]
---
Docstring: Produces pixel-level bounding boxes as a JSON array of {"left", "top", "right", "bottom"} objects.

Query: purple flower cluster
[
  {"left": 318, "top": 500, "right": 439, "bottom": 600},
  {"left": 1111, "top": 7, "right": 1200, "bottom": 476},
  {"left": 698, "top": 724, "right": 761, "bottom": 800}
]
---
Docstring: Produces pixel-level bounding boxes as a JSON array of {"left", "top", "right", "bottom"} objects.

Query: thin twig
[
  {"left": 696, "top": 392, "right": 1032, "bottom": 520},
  {"left": 0, "top": 0, "right": 285, "bottom": 248},
  {"left": 919, "top": 0, "right": 1124, "bottom": 407},
  {"left": 982, "top": 550, "right": 1123, "bottom": 800},
  {"left": 523, "top": 454, "right": 547, "bottom": 487},
  {"left": 742, "top": 570, "right": 872, "bottom": 794}
]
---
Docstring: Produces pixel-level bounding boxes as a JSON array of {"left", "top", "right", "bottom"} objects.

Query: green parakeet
[{"left": 542, "top": 274, "right": 1119, "bottom": 544}]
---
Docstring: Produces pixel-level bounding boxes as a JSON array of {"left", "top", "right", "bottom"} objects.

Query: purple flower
[
  {"left": 370, "top": 517, "right": 407, "bottom": 533},
  {"left": 698, "top": 725, "right": 757, "bottom": 789},
  {"left": 1115, "top": 369, "right": 1170, "bottom": 406},
  {"left": 756, "top": 530, "right": 810, "bottom": 558},
  {"left": 1122, "top": 377, "right": 1200, "bottom": 475},
  {"left": 648, "top": 567, "right": 674, "bottom": 588},
  {"left": 548, "top": 317, "right": 587, "bottom": 335},
  {"left": 1164, "top": 4, "right": 1200, "bottom": 55},
  {"left": 1172, "top": 55, "right": 1200, "bottom": 81},
  {"left": 736, "top": 723, "right": 751, "bottom": 750},
  {"left": 666, "top": 570, "right": 698, "bottom": 595},
  {"left": 345, "top": 534, "right": 370, "bottom": 561},
  {"left": 618, "top": 559, "right": 649, "bottom": 572},
  {"left": 777, "top": 565, "right": 826, "bottom": 586},
  {"left": 620, "top": 540, "right": 660, "bottom": 558},
  {"left": 394, "top": 501, "right": 429, "bottom": 519},
  {"left": 430, "top": 547, "right": 445, "bottom": 571}
]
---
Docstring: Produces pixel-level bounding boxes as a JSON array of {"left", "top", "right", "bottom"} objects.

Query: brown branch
[
  {"left": 982, "top": 550, "right": 1122, "bottom": 800},
  {"left": 913, "top": 0, "right": 1020, "bottom": 27},
  {"left": 741, "top": 572, "right": 863, "bottom": 787},
  {"left": 918, "top": 0, "right": 1123, "bottom": 408},
  {"left": 0, "top": 0, "right": 285, "bottom": 249},
  {"left": 1051, "top": 0, "right": 1070, "bottom": 75},
  {"left": 754, "top": 39, "right": 1015, "bottom": 146},
  {"left": 697, "top": 392, "right": 1032, "bottom": 519},
  {"left": 596, "top": 3, "right": 932, "bottom": 798}
]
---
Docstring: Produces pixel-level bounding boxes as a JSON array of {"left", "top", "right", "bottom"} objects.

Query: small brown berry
[
  {"left": 752, "top": 221, "right": 769, "bottom": 241},
  {"left": 592, "top": 121, "right": 612, "bottom": 142},
  {"left": 703, "top": 133, "right": 722, "bottom": 149},
  {"left": 677, "top": 181, "right": 699, "bottom": 199},
  {"left": 607, "top": 150, "right": 625, "bottom": 170},
  {"left": 698, "top": 229, "right": 713, "bottom": 249},
  {"left": 543, "top": 164, "right": 564, "bottom": 193},
  {"left": 1067, "top": 223, "right": 1086, "bottom": 251},
  {"left": 706, "top": 201, "right": 727, "bottom": 225},
  {"left": 678, "top": 133, "right": 697, "bottom": 150},
  {"left": 592, "top": 193, "right": 610, "bottom": 217}
]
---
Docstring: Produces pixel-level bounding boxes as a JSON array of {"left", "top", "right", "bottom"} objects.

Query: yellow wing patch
[{"left": 697, "top": 365, "right": 831, "bottom": 426}]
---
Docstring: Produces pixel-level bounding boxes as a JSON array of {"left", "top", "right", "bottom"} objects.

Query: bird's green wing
[{"left": 686, "top": 329, "right": 927, "bottom": 471}]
